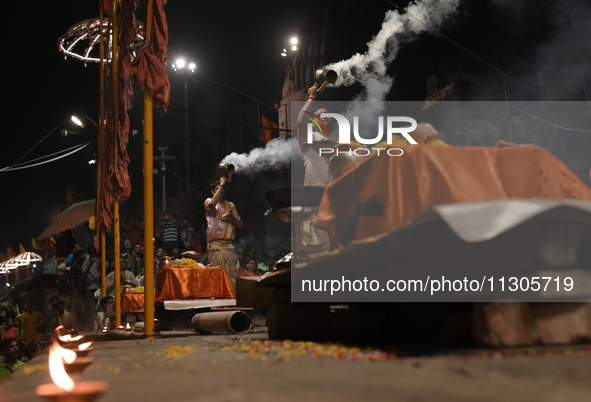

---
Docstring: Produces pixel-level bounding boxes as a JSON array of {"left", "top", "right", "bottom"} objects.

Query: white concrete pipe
[{"left": 191, "top": 311, "right": 252, "bottom": 334}]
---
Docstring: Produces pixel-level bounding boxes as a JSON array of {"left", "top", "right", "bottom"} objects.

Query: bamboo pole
[
  {"left": 99, "top": 2, "right": 107, "bottom": 298},
  {"left": 110, "top": 0, "right": 121, "bottom": 328},
  {"left": 143, "top": 0, "right": 155, "bottom": 339}
]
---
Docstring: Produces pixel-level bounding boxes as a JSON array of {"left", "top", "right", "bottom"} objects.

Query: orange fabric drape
[
  {"left": 122, "top": 293, "right": 145, "bottom": 311},
  {"left": 156, "top": 267, "right": 235, "bottom": 300},
  {"left": 261, "top": 115, "right": 278, "bottom": 145},
  {"left": 317, "top": 145, "right": 591, "bottom": 243}
]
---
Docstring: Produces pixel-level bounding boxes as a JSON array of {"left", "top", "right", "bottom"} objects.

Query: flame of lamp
[
  {"left": 75, "top": 343, "right": 94, "bottom": 358},
  {"left": 36, "top": 346, "right": 108, "bottom": 402}
]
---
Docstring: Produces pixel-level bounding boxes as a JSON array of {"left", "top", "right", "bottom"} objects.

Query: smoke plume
[
  {"left": 327, "top": 0, "right": 460, "bottom": 97},
  {"left": 222, "top": 1, "right": 461, "bottom": 168},
  {"left": 326, "top": 0, "right": 460, "bottom": 134},
  {"left": 221, "top": 138, "right": 291, "bottom": 176}
]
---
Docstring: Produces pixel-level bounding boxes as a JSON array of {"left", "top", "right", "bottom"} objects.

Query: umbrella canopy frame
[
  {"left": 14, "top": 252, "right": 42, "bottom": 266},
  {"left": 36, "top": 199, "right": 96, "bottom": 241}
]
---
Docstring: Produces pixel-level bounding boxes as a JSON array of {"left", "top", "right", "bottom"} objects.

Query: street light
[
  {"left": 71, "top": 115, "right": 85, "bottom": 128},
  {"left": 280, "top": 37, "right": 298, "bottom": 56},
  {"left": 171, "top": 57, "right": 196, "bottom": 190},
  {"left": 71, "top": 115, "right": 99, "bottom": 128},
  {"left": 70, "top": 115, "right": 100, "bottom": 164},
  {"left": 154, "top": 146, "right": 175, "bottom": 212}
]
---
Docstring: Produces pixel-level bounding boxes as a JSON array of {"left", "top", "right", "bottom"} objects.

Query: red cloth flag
[{"left": 261, "top": 115, "right": 278, "bottom": 145}]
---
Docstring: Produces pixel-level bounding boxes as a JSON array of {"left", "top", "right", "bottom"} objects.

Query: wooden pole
[
  {"left": 143, "top": 0, "right": 155, "bottom": 339},
  {"left": 110, "top": 0, "right": 122, "bottom": 328},
  {"left": 99, "top": 2, "right": 107, "bottom": 298}
]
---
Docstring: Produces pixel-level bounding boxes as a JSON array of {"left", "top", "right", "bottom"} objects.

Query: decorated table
[
  {"left": 122, "top": 293, "right": 145, "bottom": 311},
  {"left": 121, "top": 258, "right": 235, "bottom": 311},
  {"left": 156, "top": 266, "right": 235, "bottom": 300}
]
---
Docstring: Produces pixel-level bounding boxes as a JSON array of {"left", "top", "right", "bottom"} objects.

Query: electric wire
[
  {"left": 508, "top": 103, "right": 591, "bottom": 132},
  {"left": 0, "top": 118, "right": 68, "bottom": 181},
  {"left": 5, "top": 141, "right": 95, "bottom": 168},
  {"left": 0, "top": 143, "right": 93, "bottom": 172}
]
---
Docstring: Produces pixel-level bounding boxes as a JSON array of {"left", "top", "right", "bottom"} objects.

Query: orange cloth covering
[
  {"left": 122, "top": 293, "right": 144, "bottom": 311},
  {"left": 156, "top": 267, "right": 235, "bottom": 300},
  {"left": 317, "top": 145, "right": 591, "bottom": 243}
]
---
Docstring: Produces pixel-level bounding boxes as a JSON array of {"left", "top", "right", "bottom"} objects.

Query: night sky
[
  {"left": 0, "top": 0, "right": 312, "bottom": 252},
  {"left": 1, "top": 0, "right": 589, "bottom": 254}
]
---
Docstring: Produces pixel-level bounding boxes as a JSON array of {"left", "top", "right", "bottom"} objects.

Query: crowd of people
[
  {"left": 1, "top": 194, "right": 289, "bottom": 381},
  {"left": 0, "top": 294, "right": 118, "bottom": 380},
  {"left": 0, "top": 298, "right": 49, "bottom": 380}
]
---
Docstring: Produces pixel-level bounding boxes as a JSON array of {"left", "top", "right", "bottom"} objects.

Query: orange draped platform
[
  {"left": 317, "top": 145, "right": 591, "bottom": 243},
  {"left": 156, "top": 266, "right": 235, "bottom": 300},
  {"left": 122, "top": 267, "right": 235, "bottom": 311}
]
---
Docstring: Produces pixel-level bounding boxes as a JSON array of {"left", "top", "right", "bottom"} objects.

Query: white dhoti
[{"left": 208, "top": 243, "right": 240, "bottom": 296}]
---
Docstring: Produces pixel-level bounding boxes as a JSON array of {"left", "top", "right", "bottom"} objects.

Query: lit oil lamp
[
  {"left": 56, "top": 326, "right": 86, "bottom": 348},
  {"left": 125, "top": 322, "right": 131, "bottom": 332},
  {"left": 35, "top": 345, "right": 108, "bottom": 402},
  {"left": 74, "top": 342, "right": 93, "bottom": 358},
  {"left": 54, "top": 342, "right": 94, "bottom": 375}
]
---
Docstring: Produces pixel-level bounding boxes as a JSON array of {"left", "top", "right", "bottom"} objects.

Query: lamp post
[
  {"left": 172, "top": 57, "right": 196, "bottom": 191},
  {"left": 154, "top": 146, "right": 175, "bottom": 212},
  {"left": 71, "top": 113, "right": 106, "bottom": 297}
]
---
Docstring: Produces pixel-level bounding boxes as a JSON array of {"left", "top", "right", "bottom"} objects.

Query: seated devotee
[
  {"left": 5, "top": 297, "right": 19, "bottom": 318},
  {"left": 154, "top": 247, "right": 165, "bottom": 272},
  {"left": 171, "top": 246, "right": 182, "bottom": 260},
  {"left": 1, "top": 318, "right": 19, "bottom": 341},
  {"left": 65, "top": 244, "right": 89, "bottom": 267},
  {"left": 255, "top": 251, "right": 270, "bottom": 273},
  {"left": 0, "top": 301, "right": 11, "bottom": 327},
  {"left": 127, "top": 243, "right": 145, "bottom": 276},
  {"left": 16, "top": 339, "right": 28, "bottom": 361},
  {"left": 0, "top": 338, "right": 26, "bottom": 380},
  {"left": 104, "top": 257, "right": 139, "bottom": 297},
  {"left": 136, "top": 267, "right": 145, "bottom": 284},
  {"left": 93, "top": 296, "right": 115, "bottom": 331},
  {"left": 20, "top": 302, "right": 45, "bottom": 344},
  {"left": 121, "top": 230, "right": 132, "bottom": 254},
  {"left": 21, "top": 341, "right": 42, "bottom": 362},
  {"left": 240, "top": 258, "right": 263, "bottom": 277},
  {"left": 158, "top": 210, "right": 181, "bottom": 252},
  {"left": 51, "top": 301, "right": 75, "bottom": 332},
  {"left": 46, "top": 297, "right": 59, "bottom": 332}
]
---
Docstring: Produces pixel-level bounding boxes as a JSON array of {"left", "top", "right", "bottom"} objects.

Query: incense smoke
[
  {"left": 326, "top": 0, "right": 460, "bottom": 135},
  {"left": 221, "top": 138, "right": 291, "bottom": 176},
  {"left": 222, "top": 1, "right": 461, "bottom": 169},
  {"left": 327, "top": 0, "right": 460, "bottom": 94}
]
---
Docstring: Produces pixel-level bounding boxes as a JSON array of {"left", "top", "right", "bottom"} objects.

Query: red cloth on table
[
  {"left": 122, "top": 293, "right": 144, "bottom": 311},
  {"left": 156, "top": 267, "right": 234, "bottom": 300}
]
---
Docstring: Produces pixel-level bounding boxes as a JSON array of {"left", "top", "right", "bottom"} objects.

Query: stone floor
[{"left": 3, "top": 332, "right": 591, "bottom": 402}]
